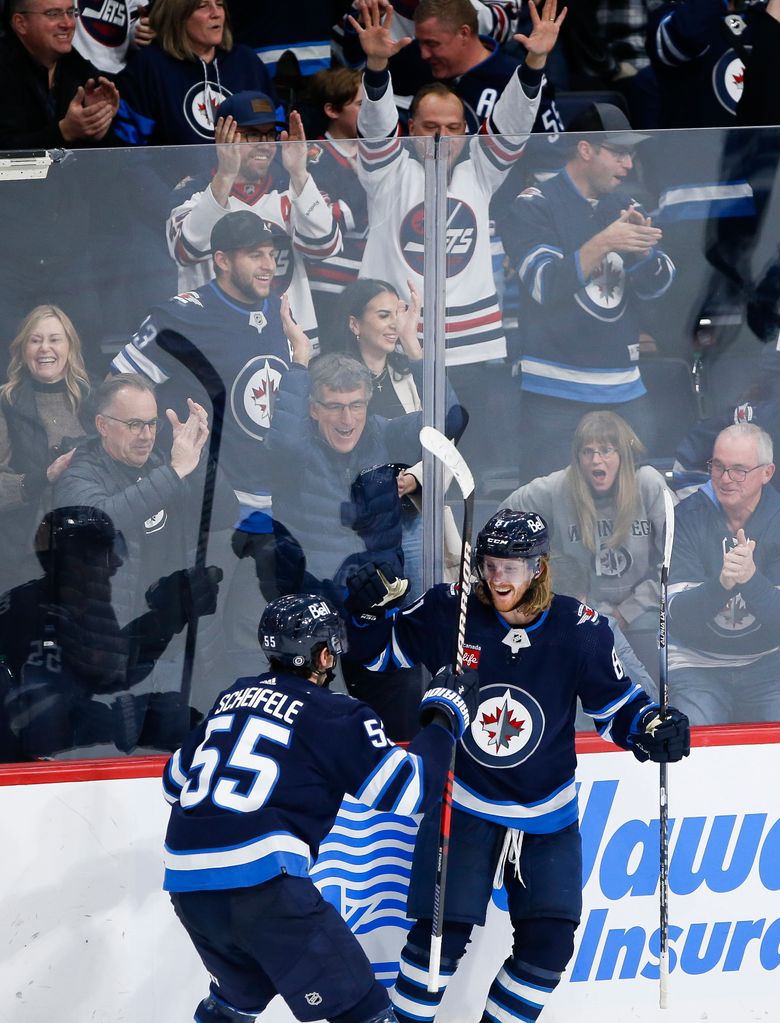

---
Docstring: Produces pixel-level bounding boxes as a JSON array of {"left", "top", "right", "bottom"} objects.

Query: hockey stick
[
  {"left": 658, "top": 487, "right": 675, "bottom": 1009},
  {"left": 419, "top": 427, "right": 475, "bottom": 993},
  {"left": 156, "top": 331, "right": 226, "bottom": 708}
]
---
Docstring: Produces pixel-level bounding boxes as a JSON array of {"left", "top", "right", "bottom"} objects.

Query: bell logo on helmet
[{"left": 308, "top": 601, "right": 332, "bottom": 620}]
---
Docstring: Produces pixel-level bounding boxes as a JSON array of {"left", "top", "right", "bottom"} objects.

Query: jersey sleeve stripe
[
  {"left": 111, "top": 343, "right": 170, "bottom": 384},
  {"left": 356, "top": 747, "right": 410, "bottom": 806}
]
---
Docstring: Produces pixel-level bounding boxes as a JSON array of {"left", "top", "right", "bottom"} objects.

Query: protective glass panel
[{"left": 450, "top": 123, "right": 780, "bottom": 732}]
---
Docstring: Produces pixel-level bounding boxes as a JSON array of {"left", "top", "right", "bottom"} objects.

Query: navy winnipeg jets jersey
[
  {"left": 347, "top": 589, "right": 655, "bottom": 831},
  {"left": 112, "top": 280, "right": 291, "bottom": 525},
  {"left": 162, "top": 664, "right": 454, "bottom": 892}
]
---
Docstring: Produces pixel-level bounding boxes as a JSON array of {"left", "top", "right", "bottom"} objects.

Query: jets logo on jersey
[
  {"left": 78, "top": 0, "right": 128, "bottom": 46},
  {"left": 400, "top": 198, "right": 477, "bottom": 276},
  {"left": 463, "top": 683, "right": 544, "bottom": 768},
  {"left": 231, "top": 355, "right": 287, "bottom": 437},
  {"left": 576, "top": 603, "right": 600, "bottom": 626},
  {"left": 183, "top": 82, "right": 232, "bottom": 139},
  {"left": 714, "top": 593, "right": 758, "bottom": 634},
  {"left": 713, "top": 49, "right": 745, "bottom": 115},
  {"left": 577, "top": 253, "right": 626, "bottom": 321},
  {"left": 596, "top": 544, "right": 633, "bottom": 579}
]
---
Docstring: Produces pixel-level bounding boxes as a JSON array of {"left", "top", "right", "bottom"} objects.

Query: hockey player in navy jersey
[
  {"left": 344, "top": 509, "right": 690, "bottom": 1023},
  {"left": 163, "top": 592, "right": 479, "bottom": 1023}
]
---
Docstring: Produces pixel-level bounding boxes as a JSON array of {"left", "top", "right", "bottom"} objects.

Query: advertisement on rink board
[
  {"left": 2, "top": 741, "right": 779, "bottom": 1023},
  {"left": 305, "top": 743, "right": 780, "bottom": 1023}
]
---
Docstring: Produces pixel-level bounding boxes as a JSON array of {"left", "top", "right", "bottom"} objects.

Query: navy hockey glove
[
  {"left": 419, "top": 666, "right": 480, "bottom": 740},
  {"left": 341, "top": 464, "right": 401, "bottom": 534},
  {"left": 344, "top": 561, "right": 409, "bottom": 613},
  {"left": 146, "top": 565, "right": 223, "bottom": 633},
  {"left": 628, "top": 707, "right": 690, "bottom": 764}
]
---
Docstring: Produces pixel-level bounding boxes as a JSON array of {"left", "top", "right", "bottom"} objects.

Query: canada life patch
[
  {"left": 463, "top": 645, "right": 481, "bottom": 669},
  {"left": 463, "top": 683, "right": 544, "bottom": 768}
]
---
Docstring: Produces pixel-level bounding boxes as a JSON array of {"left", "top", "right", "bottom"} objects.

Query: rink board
[{"left": 1, "top": 736, "right": 779, "bottom": 1023}]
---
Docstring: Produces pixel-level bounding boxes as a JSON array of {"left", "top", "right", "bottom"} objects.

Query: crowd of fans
[{"left": 2, "top": 0, "right": 780, "bottom": 762}]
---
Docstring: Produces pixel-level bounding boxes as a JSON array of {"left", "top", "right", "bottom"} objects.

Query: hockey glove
[
  {"left": 344, "top": 561, "right": 409, "bottom": 613},
  {"left": 145, "top": 565, "right": 224, "bottom": 634},
  {"left": 628, "top": 707, "right": 690, "bottom": 763},
  {"left": 419, "top": 666, "right": 480, "bottom": 740}
]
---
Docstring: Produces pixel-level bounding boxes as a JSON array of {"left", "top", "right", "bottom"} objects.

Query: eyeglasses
[
  {"left": 102, "top": 414, "right": 159, "bottom": 435},
  {"left": 579, "top": 445, "right": 617, "bottom": 460},
  {"left": 599, "top": 144, "right": 636, "bottom": 163},
  {"left": 707, "top": 459, "right": 767, "bottom": 483},
  {"left": 20, "top": 6, "right": 80, "bottom": 19},
  {"left": 240, "top": 128, "right": 281, "bottom": 143},
  {"left": 314, "top": 399, "right": 369, "bottom": 415}
]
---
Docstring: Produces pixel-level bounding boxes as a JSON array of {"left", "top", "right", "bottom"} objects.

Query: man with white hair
[{"left": 668, "top": 421, "right": 780, "bottom": 724}]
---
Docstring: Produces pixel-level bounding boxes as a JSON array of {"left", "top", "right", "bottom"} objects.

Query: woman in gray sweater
[{"left": 502, "top": 410, "right": 675, "bottom": 636}]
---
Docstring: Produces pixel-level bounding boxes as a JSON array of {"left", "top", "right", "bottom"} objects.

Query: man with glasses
[
  {"left": 166, "top": 90, "right": 341, "bottom": 355},
  {"left": 504, "top": 102, "right": 675, "bottom": 480},
  {"left": 668, "top": 422, "right": 780, "bottom": 725},
  {"left": 51, "top": 374, "right": 235, "bottom": 741},
  {"left": 0, "top": 0, "right": 120, "bottom": 148}
]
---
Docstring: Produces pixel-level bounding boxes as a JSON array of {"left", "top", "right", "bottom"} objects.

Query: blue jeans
[{"left": 669, "top": 655, "right": 780, "bottom": 725}]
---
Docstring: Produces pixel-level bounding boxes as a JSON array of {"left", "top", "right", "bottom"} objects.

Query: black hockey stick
[
  {"left": 658, "top": 487, "right": 675, "bottom": 1009},
  {"left": 156, "top": 331, "right": 226, "bottom": 707},
  {"left": 419, "top": 427, "right": 475, "bottom": 992}
]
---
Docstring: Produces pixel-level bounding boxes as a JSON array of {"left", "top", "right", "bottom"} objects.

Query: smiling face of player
[
  {"left": 578, "top": 439, "right": 620, "bottom": 495},
  {"left": 24, "top": 314, "right": 70, "bottom": 384},
  {"left": 215, "top": 243, "right": 277, "bottom": 304},
  {"left": 408, "top": 91, "right": 467, "bottom": 165},
  {"left": 185, "top": 0, "right": 225, "bottom": 60},
  {"left": 310, "top": 385, "right": 369, "bottom": 454},
  {"left": 349, "top": 290, "right": 401, "bottom": 370},
  {"left": 481, "top": 555, "right": 539, "bottom": 616}
]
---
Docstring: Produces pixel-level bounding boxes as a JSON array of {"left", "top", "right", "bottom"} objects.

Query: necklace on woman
[{"left": 371, "top": 365, "right": 389, "bottom": 392}]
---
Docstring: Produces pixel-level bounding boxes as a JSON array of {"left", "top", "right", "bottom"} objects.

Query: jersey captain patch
[{"left": 463, "top": 683, "right": 544, "bottom": 768}]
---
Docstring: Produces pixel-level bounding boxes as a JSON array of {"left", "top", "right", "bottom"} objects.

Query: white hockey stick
[
  {"left": 419, "top": 427, "right": 475, "bottom": 992},
  {"left": 659, "top": 487, "right": 675, "bottom": 1009}
]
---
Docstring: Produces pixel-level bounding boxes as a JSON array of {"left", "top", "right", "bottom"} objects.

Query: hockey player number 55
[{"left": 180, "top": 715, "right": 293, "bottom": 813}]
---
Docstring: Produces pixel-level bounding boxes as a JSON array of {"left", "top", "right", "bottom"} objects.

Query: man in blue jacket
[{"left": 669, "top": 421, "right": 780, "bottom": 724}]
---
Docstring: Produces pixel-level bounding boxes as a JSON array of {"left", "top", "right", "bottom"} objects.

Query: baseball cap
[
  {"left": 567, "top": 103, "right": 650, "bottom": 147},
  {"left": 215, "top": 91, "right": 282, "bottom": 128},
  {"left": 210, "top": 211, "right": 275, "bottom": 253}
]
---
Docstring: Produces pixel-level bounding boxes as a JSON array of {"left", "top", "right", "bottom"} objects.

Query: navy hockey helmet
[
  {"left": 476, "top": 509, "right": 550, "bottom": 570},
  {"left": 258, "top": 594, "right": 347, "bottom": 671}
]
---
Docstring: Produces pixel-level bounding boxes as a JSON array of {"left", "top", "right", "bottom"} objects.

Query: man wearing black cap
[
  {"left": 111, "top": 210, "right": 309, "bottom": 647},
  {"left": 166, "top": 90, "right": 341, "bottom": 354},
  {"left": 503, "top": 103, "right": 676, "bottom": 479}
]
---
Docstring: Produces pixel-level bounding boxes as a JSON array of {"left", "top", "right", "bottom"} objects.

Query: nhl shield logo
[
  {"left": 183, "top": 82, "right": 232, "bottom": 139},
  {"left": 230, "top": 356, "right": 288, "bottom": 438},
  {"left": 463, "top": 684, "right": 544, "bottom": 769}
]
